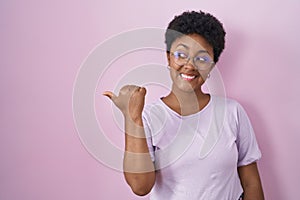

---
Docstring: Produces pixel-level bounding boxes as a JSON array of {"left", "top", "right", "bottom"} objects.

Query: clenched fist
[{"left": 103, "top": 85, "right": 147, "bottom": 122}]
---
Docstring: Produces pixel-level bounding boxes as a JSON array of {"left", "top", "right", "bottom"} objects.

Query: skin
[
  {"left": 163, "top": 33, "right": 214, "bottom": 116},
  {"left": 103, "top": 85, "right": 155, "bottom": 196},
  {"left": 104, "top": 34, "right": 264, "bottom": 199},
  {"left": 238, "top": 162, "right": 265, "bottom": 200}
]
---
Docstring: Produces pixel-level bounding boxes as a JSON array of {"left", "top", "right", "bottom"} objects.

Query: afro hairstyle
[{"left": 165, "top": 10, "right": 226, "bottom": 63}]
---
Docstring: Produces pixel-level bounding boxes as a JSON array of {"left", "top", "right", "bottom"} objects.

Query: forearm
[
  {"left": 238, "top": 162, "right": 264, "bottom": 200},
  {"left": 243, "top": 185, "right": 264, "bottom": 200},
  {"left": 103, "top": 86, "right": 154, "bottom": 195},
  {"left": 123, "top": 116, "right": 155, "bottom": 196}
]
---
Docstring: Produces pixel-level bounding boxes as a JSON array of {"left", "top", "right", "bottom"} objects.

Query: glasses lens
[
  {"left": 172, "top": 50, "right": 214, "bottom": 70},
  {"left": 173, "top": 51, "right": 188, "bottom": 66},
  {"left": 194, "top": 52, "right": 213, "bottom": 70}
]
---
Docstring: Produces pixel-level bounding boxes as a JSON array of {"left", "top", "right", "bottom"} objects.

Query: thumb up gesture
[{"left": 103, "top": 85, "right": 147, "bottom": 122}]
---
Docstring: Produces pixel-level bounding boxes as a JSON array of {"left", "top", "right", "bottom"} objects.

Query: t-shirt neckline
[{"left": 158, "top": 94, "right": 213, "bottom": 119}]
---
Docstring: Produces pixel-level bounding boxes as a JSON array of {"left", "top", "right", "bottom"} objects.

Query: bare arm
[
  {"left": 238, "top": 162, "right": 264, "bottom": 200},
  {"left": 104, "top": 86, "right": 155, "bottom": 196}
]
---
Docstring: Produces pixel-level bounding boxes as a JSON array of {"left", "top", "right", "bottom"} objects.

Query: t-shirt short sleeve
[{"left": 236, "top": 103, "right": 262, "bottom": 167}]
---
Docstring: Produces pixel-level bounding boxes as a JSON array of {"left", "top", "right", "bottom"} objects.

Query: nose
[{"left": 183, "top": 58, "right": 197, "bottom": 70}]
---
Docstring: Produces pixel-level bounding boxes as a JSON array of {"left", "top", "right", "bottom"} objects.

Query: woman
[{"left": 104, "top": 11, "right": 264, "bottom": 200}]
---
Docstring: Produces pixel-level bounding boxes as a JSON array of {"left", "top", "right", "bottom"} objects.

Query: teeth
[{"left": 180, "top": 73, "right": 196, "bottom": 80}]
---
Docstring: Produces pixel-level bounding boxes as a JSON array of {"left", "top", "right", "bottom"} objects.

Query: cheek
[
  {"left": 199, "top": 68, "right": 213, "bottom": 81},
  {"left": 170, "top": 68, "right": 178, "bottom": 80},
  {"left": 169, "top": 59, "right": 178, "bottom": 68},
  {"left": 199, "top": 71, "right": 208, "bottom": 80}
]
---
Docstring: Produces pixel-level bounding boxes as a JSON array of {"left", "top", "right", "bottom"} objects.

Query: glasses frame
[{"left": 171, "top": 50, "right": 215, "bottom": 71}]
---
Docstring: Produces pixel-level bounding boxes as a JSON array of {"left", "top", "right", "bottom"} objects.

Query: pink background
[{"left": 1, "top": 0, "right": 300, "bottom": 199}]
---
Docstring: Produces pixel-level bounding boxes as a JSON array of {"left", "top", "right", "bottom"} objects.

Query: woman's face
[{"left": 167, "top": 34, "right": 214, "bottom": 93}]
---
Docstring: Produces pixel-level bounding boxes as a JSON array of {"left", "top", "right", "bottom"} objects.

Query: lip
[{"left": 179, "top": 73, "right": 198, "bottom": 81}]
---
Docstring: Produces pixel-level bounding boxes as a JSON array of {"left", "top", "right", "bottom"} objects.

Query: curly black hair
[{"left": 165, "top": 11, "right": 226, "bottom": 63}]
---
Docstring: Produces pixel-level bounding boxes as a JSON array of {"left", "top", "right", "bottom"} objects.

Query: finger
[
  {"left": 120, "top": 85, "right": 139, "bottom": 96},
  {"left": 131, "top": 86, "right": 142, "bottom": 95},
  {"left": 131, "top": 87, "right": 146, "bottom": 99},
  {"left": 102, "top": 91, "right": 117, "bottom": 101},
  {"left": 134, "top": 86, "right": 145, "bottom": 97},
  {"left": 138, "top": 87, "right": 147, "bottom": 96}
]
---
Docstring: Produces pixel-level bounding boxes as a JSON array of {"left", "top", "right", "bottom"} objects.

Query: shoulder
[
  {"left": 142, "top": 99, "right": 169, "bottom": 123},
  {"left": 211, "top": 95, "right": 249, "bottom": 124},
  {"left": 211, "top": 95, "right": 243, "bottom": 112},
  {"left": 143, "top": 99, "right": 165, "bottom": 115}
]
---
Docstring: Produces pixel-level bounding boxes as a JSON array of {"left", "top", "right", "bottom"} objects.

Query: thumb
[{"left": 102, "top": 91, "right": 117, "bottom": 101}]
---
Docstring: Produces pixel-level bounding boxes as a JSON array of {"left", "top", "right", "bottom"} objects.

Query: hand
[{"left": 103, "top": 85, "right": 147, "bottom": 121}]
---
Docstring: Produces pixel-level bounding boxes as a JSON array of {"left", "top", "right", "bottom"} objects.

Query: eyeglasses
[{"left": 171, "top": 50, "right": 215, "bottom": 70}]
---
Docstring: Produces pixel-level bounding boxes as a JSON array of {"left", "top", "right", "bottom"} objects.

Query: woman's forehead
[{"left": 171, "top": 34, "right": 214, "bottom": 56}]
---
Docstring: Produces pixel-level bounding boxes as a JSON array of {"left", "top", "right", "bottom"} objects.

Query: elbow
[
  {"left": 125, "top": 174, "right": 155, "bottom": 196},
  {"left": 124, "top": 171, "right": 155, "bottom": 196},
  {"left": 130, "top": 184, "right": 153, "bottom": 196}
]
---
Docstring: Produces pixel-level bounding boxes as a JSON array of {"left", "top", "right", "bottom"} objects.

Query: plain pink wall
[{"left": 1, "top": 0, "right": 300, "bottom": 199}]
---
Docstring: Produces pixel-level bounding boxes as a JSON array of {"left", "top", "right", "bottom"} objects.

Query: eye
[
  {"left": 173, "top": 51, "right": 188, "bottom": 59},
  {"left": 195, "top": 55, "right": 211, "bottom": 63}
]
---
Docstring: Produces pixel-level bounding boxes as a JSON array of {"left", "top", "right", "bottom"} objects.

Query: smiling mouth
[{"left": 180, "top": 73, "right": 197, "bottom": 81}]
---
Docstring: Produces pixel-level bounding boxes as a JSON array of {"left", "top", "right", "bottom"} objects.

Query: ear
[{"left": 166, "top": 52, "right": 170, "bottom": 65}]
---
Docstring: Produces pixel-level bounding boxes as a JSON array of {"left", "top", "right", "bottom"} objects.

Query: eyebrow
[{"left": 176, "top": 43, "right": 210, "bottom": 54}]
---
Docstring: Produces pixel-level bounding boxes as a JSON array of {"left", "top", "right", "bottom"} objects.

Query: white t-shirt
[{"left": 142, "top": 95, "right": 261, "bottom": 200}]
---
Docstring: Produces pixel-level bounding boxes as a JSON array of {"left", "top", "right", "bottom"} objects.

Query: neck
[{"left": 164, "top": 86, "right": 208, "bottom": 115}]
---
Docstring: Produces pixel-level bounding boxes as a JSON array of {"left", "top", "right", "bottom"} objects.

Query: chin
[{"left": 173, "top": 78, "right": 203, "bottom": 92}]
